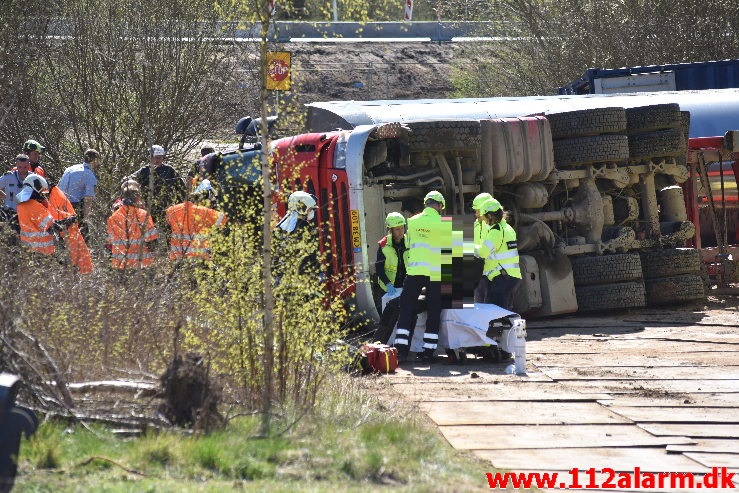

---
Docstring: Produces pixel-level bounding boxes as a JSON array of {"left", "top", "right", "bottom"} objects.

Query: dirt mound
[
  {"left": 158, "top": 352, "right": 224, "bottom": 431},
  {"left": 290, "top": 41, "right": 460, "bottom": 104}
]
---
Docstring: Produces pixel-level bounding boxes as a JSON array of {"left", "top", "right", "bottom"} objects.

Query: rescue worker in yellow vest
[
  {"left": 475, "top": 198, "right": 522, "bottom": 310},
  {"left": 394, "top": 191, "right": 451, "bottom": 362},
  {"left": 165, "top": 184, "right": 226, "bottom": 260},
  {"left": 374, "top": 212, "right": 410, "bottom": 344},
  {"left": 471, "top": 192, "right": 493, "bottom": 302},
  {"left": 15, "top": 174, "right": 58, "bottom": 255}
]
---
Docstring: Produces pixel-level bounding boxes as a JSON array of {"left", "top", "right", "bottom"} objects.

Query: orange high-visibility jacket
[
  {"left": 165, "top": 201, "right": 226, "bottom": 260},
  {"left": 106, "top": 205, "right": 159, "bottom": 269},
  {"left": 17, "top": 199, "right": 55, "bottom": 254},
  {"left": 48, "top": 186, "right": 93, "bottom": 274}
]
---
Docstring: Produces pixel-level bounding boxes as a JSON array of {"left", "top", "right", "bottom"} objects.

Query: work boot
[
  {"left": 396, "top": 346, "right": 410, "bottom": 364},
  {"left": 444, "top": 349, "right": 466, "bottom": 366},
  {"left": 418, "top": 348, "right": 437, "bottom": 363}
]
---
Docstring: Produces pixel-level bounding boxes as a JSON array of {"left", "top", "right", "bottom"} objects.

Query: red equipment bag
[{"left": 358, "top": 343, "right": 399, "bottom": 374}]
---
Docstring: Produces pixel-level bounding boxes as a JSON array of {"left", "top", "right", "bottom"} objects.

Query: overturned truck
[{"left": 235, "top": 89, "right": 739, "bottom": 319}]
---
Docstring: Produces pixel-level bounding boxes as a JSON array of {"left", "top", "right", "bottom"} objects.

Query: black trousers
[
  {"left": 395, "top": 275, "right": 442, "bottom": 351},
  {"left": 375, "top": 294, "right": 426, "bottom": 345},
  {"left": 483, "top": 274, "right": 522, "bottom": 311},
  {"left": 0, "top": 405, "right": 37, "bottom": 493}
]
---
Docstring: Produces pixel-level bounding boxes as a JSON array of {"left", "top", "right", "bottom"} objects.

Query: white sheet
[{"left": 387, "top": 303, "right": 522, "bottom": 352}]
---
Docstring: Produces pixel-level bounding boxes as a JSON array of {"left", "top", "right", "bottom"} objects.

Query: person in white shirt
[{"left": 59, "top": 149, "right": 100, "bottom": 219}]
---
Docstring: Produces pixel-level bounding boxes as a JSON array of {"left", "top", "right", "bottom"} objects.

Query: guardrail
[{"left": 235, "top": 21, "right": 517, "bottom": 42}]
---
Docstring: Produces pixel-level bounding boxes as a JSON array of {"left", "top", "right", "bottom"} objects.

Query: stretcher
[{"left": 383, "top": 291, "right": 525, "bottom": 355}]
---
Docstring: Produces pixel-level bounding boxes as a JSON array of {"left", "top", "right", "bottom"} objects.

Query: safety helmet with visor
[
  {"left": 24, "top": 173, "right": 49, "bottom": 194},
  {"left": 23, "top": 139, "right": 46, "bottom": 153},
  {"left": 287, "top": 191, "right": 318, "bottom": 219},
  {"left": 385, "top": 212, "right": 406, "bottom": 229},
  {"left": 480, "top": 197, "right": 502, "bottom": 214},
  {"left": 472, "top": 192, "right": 493, "bottom": 211},
  {"left": 424, "top": 190, "right": 445, "bottom": 210},
  {"left": 15, "top": 173, "right": 48, "bottom": 204}
]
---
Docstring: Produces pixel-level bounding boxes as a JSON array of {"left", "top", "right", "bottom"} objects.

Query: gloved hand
[
  {"left": 57, "top": 216, "right": 77, "bottom": 227},
  {"left": 386, "top": 285, "right": 397, "bottom": 296},
  {"left": 48, "top": 221, "right": 64, "bottom": 234}
]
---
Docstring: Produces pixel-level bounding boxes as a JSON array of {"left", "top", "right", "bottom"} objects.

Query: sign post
[{"left": 404, "top": 0, "right": 413, "bottom": 21}]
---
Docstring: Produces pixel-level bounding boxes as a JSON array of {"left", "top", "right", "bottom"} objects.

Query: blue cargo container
[{"left": 559, "top": 59, "right": 739, "bottom": 95}]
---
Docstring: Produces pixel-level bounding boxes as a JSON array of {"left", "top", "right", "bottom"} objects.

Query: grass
[{"left": 14, "top": 376, "right": 497, "bottom": 493}]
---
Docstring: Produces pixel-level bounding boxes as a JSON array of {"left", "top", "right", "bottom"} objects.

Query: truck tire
[
  {"left": 639, "top": 248, "right": 702, "bottom": 279},
  {"left": 575, "top": 281, "right": 647, "bottom": 312},
  {"left": 676, "top": 111, "right": 691, "bottom": 167},
  {"left": 552, "top": 134, "right": 629, "bottom": 168},
  {"left": 626, "top": 104, "right": 682, "bottom": 133},
  {"left": 547, "top": 107, "right": 627, "bottom": 139},
  {"left": 628, "top": 129, "right": 684, "bottom": 160},
  {"left": 570, "top": 253, "right": 643, "bottom": 286},
  {"left": 408, "top": 120, "right": 481, "bottom": 150},
  {"left": 644, "top": 274, "right": 705, "bottom": 306}
]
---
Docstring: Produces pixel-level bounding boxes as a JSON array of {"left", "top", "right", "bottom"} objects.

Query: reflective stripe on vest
[
  {"left": 378, "top": 234, "right": 403, "bottom": 292},
  {"left": 107, "top": 205, "right": 158, "bottom": 269},
  {"left": 479, "top": 220, "right": 521, "bottom": 280},
  {"left": 166, "top": 202, "right": 224, "bottom": 260},
  {"left": 17, "top": 200, "right": 56, "bottom": 255}
]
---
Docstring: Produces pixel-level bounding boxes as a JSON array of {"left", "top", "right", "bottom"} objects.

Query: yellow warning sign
[{"left": 265, "top": 51, "right": 291, "bottom": 91}]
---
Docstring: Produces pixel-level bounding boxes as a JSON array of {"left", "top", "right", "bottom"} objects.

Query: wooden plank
[
  {"left": 530, "top": 352, "right": 739, "bottom": 368},
  {"left": 683, "top": 452, "right": 739, "bottom": 468},
  {"left": 565, "top": 379, "right": 739, "bottom": 394},
  {"left": 475, "top": 447, "right": 709, "bottom": 473},
  {"left": 527, "top": 340, "right": 739, "bottom": 354},
  {"left": 496, "top": 470, "right": 713, "bottom": 493},
  {"left": 440, "top": 424, "right": 693, "bottom": 450},
  {"left": 539, "top": 366, "right": 739, "bottom": 381},
  {"left": 667, "top": 439, "right": 739, "bottom": 453},
  {"left": 420, "top": 401, "right": 629, "bottom": 426},
  {"left": 599, "top": 394, "right": 739, "bottom": 408},
  {"left": 609, "top": 406, "right": 739, "bottom": 424},
  {"left": 391, "top": 381, "right": 611, "bottom": 402},
  {"left": 386, "top": 368, "right": 553, "bottom": 382},
  {"left": 532, "top": 332, "right": 739, "bottom": 344},
  {"left": 639, "top": 424, "right": 739, "bottom": 438}
]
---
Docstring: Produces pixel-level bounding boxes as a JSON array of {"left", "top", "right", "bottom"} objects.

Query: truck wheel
[
  {"left": 626, "top": 104, "right": 682, "bottom": 133},
  {"left": 676, "top": 111, "right": 691, "bottom": 167},
  {"left": 639, "top": 248, "right": 702, "bottom": 278},
  {"left": 552, "top": 134, "right": 629, "bottom": 168},
  {"left": 628, "top": 128, "right": 684, "bottom": 160},
  {"left": 408, "top": 120, "right": 481, "bottom": 150},
  {"left": 645, "top": 274, "right": 705, "bottom": 306},
  {"left": 570, "top": 253, "right": 643, "bottom": 286},
  {"left": 547, "top": 107, "right": 627, "bottom": 139},
  {"left": 575, "top": 281, "right": 647, "bottom": 312},
  {"left": 679, "top": 111, "right": 691, "bottom": 142}
]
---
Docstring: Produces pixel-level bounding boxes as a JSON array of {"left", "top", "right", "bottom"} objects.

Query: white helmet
[
  {"left": 23, "top": 173, "right": 49, "bottom": 194},
  {"left": 287, "top": 191, "right": 317, "bottom": 215}
]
